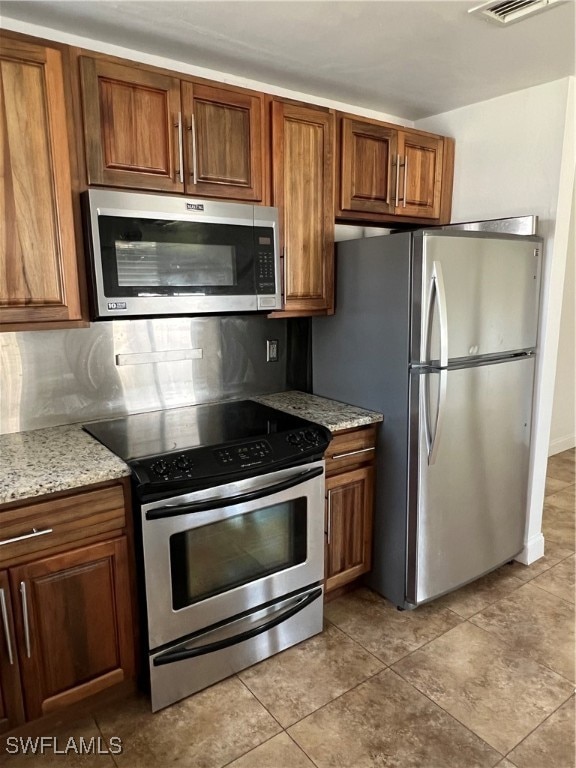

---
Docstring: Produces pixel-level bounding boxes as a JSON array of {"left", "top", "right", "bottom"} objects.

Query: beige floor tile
[
  {"left": 543, "top": 502, "right": 576, "bottom": 550},
  {"left": 435, "top": 566, "right": 525, "bottom": 618},
  {"left": 94, "top": 678, "right": 281, "bottom": 768},
  {"left": 545, "top": 476, "right": 573, "bottom": 496},
  {"left": 506, "top": 540, "right": 574, "bottom": 582},
  {"left": 532, "top": 554, "right": 575, "bottom": 603},
  {"left": 545, "top": 475, "right": 573, "bottom": 496},
  {"left": 547, "top": 485, "right": 576, "bottom": 512},
  {"left": 495, "top": 761, "right": 518, "bottom": 767},
  {"left": 507, "top": 696, "right": 576, "bottom": 768},
  {"left": 470, "top": 581, "right": 575, "bottom": 682},
  {"left": 288, "top": 668, "right": 501, "bottom": 768},
  {"left": 238, "top": 621, "right": 383, "bottom": 728},
  {"left": 225, "top": 733, "right": 316, "bottom": 768},
  {"left": 393, "top": 622, "right": 573, "bottom": 755},
  {"left": 325, "top": 586, "right": 463, "bottom": 664},
  {"left": 2, "top": 717, "right": 115, "bottom": 767},
  {"left": 547, "top": 450, "right": 575, "bottom": 484}
]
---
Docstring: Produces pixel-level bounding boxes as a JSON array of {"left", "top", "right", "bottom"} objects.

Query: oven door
[{"left": 140, "top": 461, "right": 325, "bottom": 650}]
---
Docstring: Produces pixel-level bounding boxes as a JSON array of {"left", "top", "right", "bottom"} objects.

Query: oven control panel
[
  {"left": 131, "top": 424, "right": 331, "bottom": 492},
  {"left": 214, "top": 440, "right": 272, "bottom": 468}
]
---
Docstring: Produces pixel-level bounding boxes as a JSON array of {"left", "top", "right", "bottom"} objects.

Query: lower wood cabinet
[
  {"left": 0, "top": 483, "right": 135, "bottom": 731},
  {"left": 0, "top": 571, "right": 25, "bottom": 733},
  {"left": 324, "top": 424, "right": 377, "bottom": 593}
]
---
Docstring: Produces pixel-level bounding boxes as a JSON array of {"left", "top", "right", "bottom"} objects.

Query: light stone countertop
[
  {"left": 0, "top": 424, "right": 130, "bottom": 506},
  {"left": 0, "top": 392, "right": 382, "bottom": 506},
  {"left": 253, "top": 391, "right": 383, "bottom": 433}
]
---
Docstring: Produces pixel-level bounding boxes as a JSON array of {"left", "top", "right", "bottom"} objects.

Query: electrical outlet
[{"left": 266, "top": 339, "right": 279, "bottom": 362}]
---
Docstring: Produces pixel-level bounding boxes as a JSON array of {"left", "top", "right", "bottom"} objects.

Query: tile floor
[{"left": 5, "top": 450, "right": 575, "bottom": 768}]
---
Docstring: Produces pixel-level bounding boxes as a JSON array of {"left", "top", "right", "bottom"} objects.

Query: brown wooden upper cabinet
[
  {"left": 0, "top": 35, "right": 83, "bottom": 330},
  {"left": 271, "top": 100, "right": 335, "bottom": 314},
  {"left": 80, "top": 56, "right": 266, "bottom": 201},
  {"left": 337, "top": 114, "right": 454, "bottom": 223}
]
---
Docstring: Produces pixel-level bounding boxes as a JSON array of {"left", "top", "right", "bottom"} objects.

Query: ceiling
[{"left": 2, "top": 0, "right": 575, "bottom": 119}]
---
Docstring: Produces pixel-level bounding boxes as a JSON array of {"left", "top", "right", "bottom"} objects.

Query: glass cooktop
[{"left": 83, "top": 399, "right": 324, "bottom": 461}]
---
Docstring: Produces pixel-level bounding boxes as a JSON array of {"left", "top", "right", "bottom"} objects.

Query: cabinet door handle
[
  {"left": 20, "top": 581, "right": 31, "bottom": 659},
  {"left": 0, "top": 527, "right": 53, "bottom": 547},
  {"left": 326, "top": 489, "right": 332, "bottom": 545},
  {"left": 189, "top": 114, "right": 198, "bottom": 185},
  {"left": 330, "top": 447, "right": 375, "bottom": 460},
  {"left": 403, "top": 155, "right": 408, "bottom": 207},
  {"left": 0, "top": 588, "right": 14, "bottom": 665},
  {"left": 395, "top": 153, "right": 401, "bottom": 208},
  {"left": 175, "top": 112, "right": 184, "bottom": 184}
]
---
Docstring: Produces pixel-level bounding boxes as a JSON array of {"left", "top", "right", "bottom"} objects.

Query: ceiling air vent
[{"left": 469, "top": 0, "right": 567, "bottom": 25}]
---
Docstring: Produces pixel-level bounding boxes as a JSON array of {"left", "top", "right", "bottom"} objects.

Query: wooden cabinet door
[
  {"left": 181, "top": 82, "right": 264, "bottom": 201},
  {"left": 339, "top": 117, "right": 398, "bottom": 215},
  {"left": 396, "top": 131, "right": 444, "bottom": 219},
  {"left": 0, "top": 37, "right": 82, "bottom": 328},
  {"left": 80, "top": 57, "right": 183, "bottom": 192},
  {"left": 9, "top": 538, "right": 134, "bottom": 721},
  {"left": 0, "top": 570, "right": 25, "bottom": 733},
  {"left": 325, "top": 465, "right": 374, "bottom": 592},
  {"left": 272, "top": 101, "right": 334, "bottom": 314}
]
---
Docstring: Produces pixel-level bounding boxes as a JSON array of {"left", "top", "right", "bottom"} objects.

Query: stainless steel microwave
[{"left": 83, "top": 189, "right": 281, "bottom": 319}]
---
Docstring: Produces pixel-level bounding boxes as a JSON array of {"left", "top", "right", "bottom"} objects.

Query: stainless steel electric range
[{"left": 84, "top": 399, "right": 331, "bottom": 712}]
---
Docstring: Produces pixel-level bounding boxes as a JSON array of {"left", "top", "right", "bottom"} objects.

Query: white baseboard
[
  {"left": 549, "top": 434, "right": 576, "bottom": 456},
  {"left": 516, "top": 532, "right": 545, "bottom": 565}
]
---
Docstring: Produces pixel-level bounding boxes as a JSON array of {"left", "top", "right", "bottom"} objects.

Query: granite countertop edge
[
  {"left": 0, "top": 423, "right": 131, "bottom": 507},
  {"left": 0, "top": 392, "right": 382, "bottom": 506},
  {"left": 252, "top": 391, "right": 383, "bottom": 433}
]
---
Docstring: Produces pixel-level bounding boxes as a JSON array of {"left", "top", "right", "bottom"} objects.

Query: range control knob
[
  {"left": 151, "top": 459, "right": 169, "bottom": 476},
  {"left": 175, "top": 455, "right": 190, "bottom": 469},
  {"left": 304, "top": 429, "right": 318, "bottom": 443},
  {"left": 286, "top": 432, "right": 303, "bottom": 445}
]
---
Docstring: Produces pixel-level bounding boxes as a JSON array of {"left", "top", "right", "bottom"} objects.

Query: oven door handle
[
  {"left": 145, "top": 466, "right": 324, "bottom": 520},
  {"left": 152, "top": 586, "right": 323, "bottom": 665}
]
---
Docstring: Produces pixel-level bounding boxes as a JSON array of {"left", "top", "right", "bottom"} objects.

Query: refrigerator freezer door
[
  {"left": 407, "top": 355, "right": 535, "bottom": 605},
  {"left": 412, "top": 232, "right": 541, "bottom": 366}
]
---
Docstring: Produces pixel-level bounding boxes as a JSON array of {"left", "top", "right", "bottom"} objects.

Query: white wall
[
  {"left": 550, "top": 177, "right": 575, "bottom": 455},
  {"left": 416, "top": 77, "right": 576, "bottom": 563}
]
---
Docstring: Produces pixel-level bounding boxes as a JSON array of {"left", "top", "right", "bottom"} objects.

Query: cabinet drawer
[
  {"left": 324, "top": 424, "right": 378, "bottom": 476},
  {"left": 0, "top": 485, "right": 126, "bottom": 566}
]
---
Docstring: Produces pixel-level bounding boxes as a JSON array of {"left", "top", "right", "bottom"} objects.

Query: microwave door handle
[{"left": 145, "top": 466, "right": 324, "bottom": 520}]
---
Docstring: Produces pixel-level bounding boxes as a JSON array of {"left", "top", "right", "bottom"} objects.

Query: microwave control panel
[{"left": 255, "top": 228, "right": 277, "bottom": 294}]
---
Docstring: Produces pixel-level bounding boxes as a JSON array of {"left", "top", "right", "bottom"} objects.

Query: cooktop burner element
[{"left": 83, "top": 399, "right": 331, "bottom": 499}]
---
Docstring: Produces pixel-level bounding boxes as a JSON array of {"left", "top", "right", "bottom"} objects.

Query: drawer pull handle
[
  {"left": 330, "top": 447, "right": 375, "bottom": 460},
  {"left": 0, "top": 588, "right": 14, "bottom": 665},
  {"left": 0, "top": 527, "right": 53, "bottom": 547},
  {"left": 20, "top": 582, "right": 31, "bottom": 659}
]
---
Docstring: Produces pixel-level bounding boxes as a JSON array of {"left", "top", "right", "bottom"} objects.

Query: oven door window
[
  {"left": 169, "top": 499, "right": 307, "bottom": 610},
  {"left": 97, "top": 216, "right": 269, "bottom": 297}
]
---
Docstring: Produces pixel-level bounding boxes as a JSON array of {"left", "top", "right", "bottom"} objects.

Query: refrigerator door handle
[
  {"left": 429, "top": 368, "right": 447, "bottom": 465},
  {"left": 421, "top": 368, "right": 448, "bottom": 466},
  {"left": 431, "top": 261, "right": 449, "bottom": 368}
]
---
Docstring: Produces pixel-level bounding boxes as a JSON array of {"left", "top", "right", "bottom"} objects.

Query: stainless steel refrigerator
[{"left": 312, "top": 229, "right": 542, "bottom": 608}]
